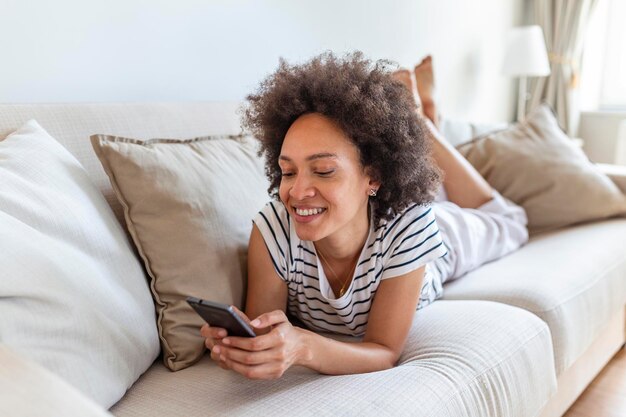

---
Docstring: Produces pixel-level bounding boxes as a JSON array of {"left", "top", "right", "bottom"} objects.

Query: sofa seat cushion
[
  {"left": 443, "top": 219, "right": 626, "bottom": 376},
  {"left": 111, "top": 300, "right": 555, "bottom": 417}
]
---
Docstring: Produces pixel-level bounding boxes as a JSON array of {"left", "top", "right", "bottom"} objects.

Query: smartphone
[{"left": 186, "top": 296, "right": 256, "bottom": 337}]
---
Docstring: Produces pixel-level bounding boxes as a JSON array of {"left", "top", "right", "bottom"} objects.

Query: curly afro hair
[{"left": 242, "top": 50, "right": 441, "bottom": 225}]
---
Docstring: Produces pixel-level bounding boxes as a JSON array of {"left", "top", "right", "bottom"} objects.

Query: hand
[
  {"left": 200, "top": 305, "right": 250, "bottom": 371},
  {"left": 216, "top": 310, "right": 306, "bottom": 380}
]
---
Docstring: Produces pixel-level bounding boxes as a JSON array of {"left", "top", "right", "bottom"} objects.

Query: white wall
[{"left": 0, "top": 0, "right": 524, "bottom": 122}]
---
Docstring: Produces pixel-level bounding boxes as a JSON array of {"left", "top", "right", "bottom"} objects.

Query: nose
[{"left": 289, "top": 174, "right": 316, "bottom": 200}]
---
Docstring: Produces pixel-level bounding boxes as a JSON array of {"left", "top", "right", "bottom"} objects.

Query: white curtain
[{"left": 529, "top": 0, "right": 598, "bottom": 135}]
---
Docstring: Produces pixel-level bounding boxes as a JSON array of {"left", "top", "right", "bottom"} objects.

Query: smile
[{"left": 294, "top": 207, "right": 326, "bottom": 217}]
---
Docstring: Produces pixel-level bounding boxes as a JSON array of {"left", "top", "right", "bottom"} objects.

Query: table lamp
[{"left": 502, "top": 25, "right": 551, "bottom": 121}]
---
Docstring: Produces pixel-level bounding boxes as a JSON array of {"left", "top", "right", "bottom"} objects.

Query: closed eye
[{"left": 316, "top": 170, "right": 335, "bottom": 177}]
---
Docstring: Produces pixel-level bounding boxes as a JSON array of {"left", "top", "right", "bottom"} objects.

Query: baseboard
[{"left": 538, "top": 306, "right": 626, "bottom": 417}]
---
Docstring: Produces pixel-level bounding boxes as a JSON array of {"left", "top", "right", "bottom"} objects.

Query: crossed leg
[
  {"left": 393, "top": 57, "right": 529, "bottom": 287},
  {"left": 392, "top": 56, "right": 494, "bottom": 209}
]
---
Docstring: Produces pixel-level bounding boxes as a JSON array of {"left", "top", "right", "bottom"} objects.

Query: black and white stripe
[{"left": 253, "top": 202, "right": 448, "bottom": 336}]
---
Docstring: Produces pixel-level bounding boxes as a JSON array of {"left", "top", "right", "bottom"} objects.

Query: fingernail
[
  {"left": 218, "top": 330, "right": 227, "bottom": 337},
  {"left": 212, "top": 346, "right": 221, "bottom": 354},
  {"left": 222, "top": 338, "right": 230, "bottom": 345},
  {"left": 250, "top": 319, "right": 260, "bottom": 327}
]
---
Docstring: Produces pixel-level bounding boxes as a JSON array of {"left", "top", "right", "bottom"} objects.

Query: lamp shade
[{"left": 502, "top": 25, "right": 551, "bottom": 77}]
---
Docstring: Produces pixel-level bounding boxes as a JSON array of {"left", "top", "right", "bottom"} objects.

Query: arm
[
  {"left": 244, "top": 224, "right": 288, "bottom": 325},
  {"left": 218, "top": 265, "right": 426, "bottom": 377},
  {"left": 298, "top": 266, "right": 425, "bottom": 374},
  {"left": 424, "top": 118, "right": 493, "bottom": 209},
  {"left": 200, "top": 224, "right": 287, "bottom": 364}
]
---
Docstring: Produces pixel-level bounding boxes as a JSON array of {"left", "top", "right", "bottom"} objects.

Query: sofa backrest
[
  {"left": 0, "top": 102, "right": 503, "bottom": 225},
  {"left": 0, "top": 102, "right": 243, "bottom": 224},
  {"left": 439, "top": 119, "right": 509, "bottom": 147}
]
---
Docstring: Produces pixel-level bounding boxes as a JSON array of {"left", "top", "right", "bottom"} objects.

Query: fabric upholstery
[
  {"left": 2, "top": 102, "right": 623, "bottom": 417},
  {"left": 0, "top": 102, "right": 242, "bottom": 224},
  {"left": 597, "top": 163, "right": 626, "bottom": 194},
  {"left": 111, "top": 300, "right": 556, "bottom": 417},
  {"left": 444, "top": 218, "right": 626, "bottom": 375},
  {"left": 0, "top": 345, "right": 112, "bottom": 417},
  {"left": 91, "top": 133, "right": 269, "bottom": 371},
  {"left": 457, "top": 104, "right": 626, "bottom": 234},
  {"left": 0, "top": 120, "right": 160, "bottom": 408},
  {"left": 439, "top": 119, "right": 507, "bottom": 147}
]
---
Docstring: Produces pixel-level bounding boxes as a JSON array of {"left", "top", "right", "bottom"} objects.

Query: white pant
[{"left": 432, "top": 187, "right": 529, "bottom": 285}]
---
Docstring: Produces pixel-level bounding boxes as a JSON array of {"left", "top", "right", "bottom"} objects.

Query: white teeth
[{"left": 295, "top": 208, "right": 324, "bottom": 216}]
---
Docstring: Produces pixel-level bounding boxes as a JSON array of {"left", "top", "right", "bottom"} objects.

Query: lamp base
[{"left": 517, "top": 76, "right": 528, "bottom": 122}]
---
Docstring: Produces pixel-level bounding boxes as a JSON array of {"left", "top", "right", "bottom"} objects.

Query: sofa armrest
[
  {"left": 0, "top": 345, "right": 112, "bottom": 417},
  {"left": 597, "top": 163, "right": 626, "bottom": 195}
]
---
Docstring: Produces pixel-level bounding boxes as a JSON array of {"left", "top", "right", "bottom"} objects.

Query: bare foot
[
  {"left": 391, "top": 69, "right": 420, "bottom": 107},
  {"left": 414, "top": 56, "right": 439, "bottom": 127}
]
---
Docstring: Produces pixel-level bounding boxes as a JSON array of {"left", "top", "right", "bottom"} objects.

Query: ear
[
  {"left": 365, "top": 167, "right": 380, "bottom": 193},
  {"left": 368, "top": 178, "right": 381, "bottom": 190},
  {"left": 364, "top": 166, "right": 381, "bottom": 191}
]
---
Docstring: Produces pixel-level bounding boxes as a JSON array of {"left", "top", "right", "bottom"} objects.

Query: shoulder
[
  {"left": 252, "top": 201, "right": 292, "bottom": 278},
  {"left": 378, "top": 203, "right": 446, "bottom": 279},
  {"left": 253, "top": 200, "right": 293, "bottom": 251},
  {"left": 254, "top": 200, "right": 289, "bottom": 228},
  {"left": 379, "top": 204, "right": 436, "bottom": 240}
]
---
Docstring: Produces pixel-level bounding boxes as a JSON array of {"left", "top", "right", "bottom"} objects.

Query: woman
[{"left": 200, "top": 52, "right": 528, "bottom": 380}]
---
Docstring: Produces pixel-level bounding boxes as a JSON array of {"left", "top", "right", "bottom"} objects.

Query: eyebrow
[{"left": 279, "top": 152, "right": 338, "bottom": 162}]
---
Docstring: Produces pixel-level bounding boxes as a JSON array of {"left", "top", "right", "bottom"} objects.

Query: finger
[
  {"left": 249, "top": 310, "right": 288, "bottom": 329},
  {"left": 220, "top": 345, "right": 281, "bottom": 366},
  {"left": 221, "top": 357, "right": 283, "bottom": 380},
  {"left": 210, "top": 346, "right": 221, "bottom": 362},
  {"left": 205, "top": 337, "right": 214, "bottom": 350},
  {"left": 205, "top": 332, "right": 228, "bottom": 349},
  {"left": 211, "top": 346, "right": 231, "bottom": 371},
  {"left": 222, "top": 329, "right": 281, "bottom": 352},
  {"left": 201, "top": 325, "right": 228, "bottom": 339}
]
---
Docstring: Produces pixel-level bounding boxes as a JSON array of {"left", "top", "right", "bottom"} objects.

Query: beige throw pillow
[
  {"left": 91, "top": 134, "right": 269, "bottom": 371},
  {"left": 457, "top": 104, "right": 626, "bottom": 234}
]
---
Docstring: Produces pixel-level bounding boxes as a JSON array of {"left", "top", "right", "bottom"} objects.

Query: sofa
[{"left": 1, "top": 102, "right": 625, "bottom": 417}]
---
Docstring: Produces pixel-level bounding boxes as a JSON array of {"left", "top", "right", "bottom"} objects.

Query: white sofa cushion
[
  {"left": 0, "top": 120, "right": 160, "bottom": 408},
  {"left": 111, "top": 300, "right": 555, "bottom": 417},
  {"left": 0, "top": 345, "right": 112, "bottom": 417},
  {"left": 444, "top": 219, "right": 626, "bottom": 375}
]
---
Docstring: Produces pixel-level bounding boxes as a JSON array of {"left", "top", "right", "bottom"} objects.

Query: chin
[{"left": 293, "top": 225, "right": 325, "bottom": 242}]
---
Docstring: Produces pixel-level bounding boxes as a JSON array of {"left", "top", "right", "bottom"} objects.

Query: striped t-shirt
[{"left": 253, "top": 201, "right": 448, "bottom": 336}]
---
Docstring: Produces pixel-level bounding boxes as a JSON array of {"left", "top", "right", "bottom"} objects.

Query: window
[{"left": 580, "top": 0, "right": 626, "bottom": 111}]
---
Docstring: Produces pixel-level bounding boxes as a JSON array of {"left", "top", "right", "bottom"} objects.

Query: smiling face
[{"left": 278, "top": 113, "right": 379, "bottom": 244}]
